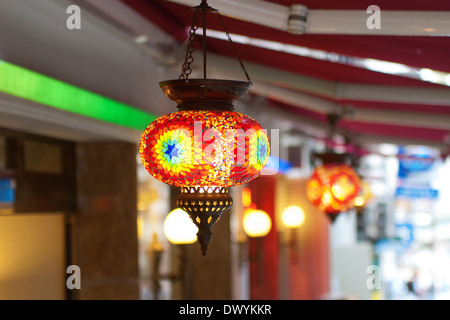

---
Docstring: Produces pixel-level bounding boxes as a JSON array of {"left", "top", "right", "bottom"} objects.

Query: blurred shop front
[
  {"left": 0, "top": 0, "right": 172, "bottom": 300},
  {"left": 0, "top": 127, "right": 140, "bottom": 300},
  {"left": 375, "top": 146, "right": 450, "bottom": 300}
]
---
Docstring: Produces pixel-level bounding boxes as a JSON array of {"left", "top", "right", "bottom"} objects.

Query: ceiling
[{"left": 117, "top": 0, "right": 450, "bottom": 153}]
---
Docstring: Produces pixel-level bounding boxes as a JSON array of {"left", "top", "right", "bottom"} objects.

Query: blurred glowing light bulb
[
  {"left": 164, "top": 208, "right": 197, "bottom": 244},
  {"left": 243, "top": 209, "right": 272, "bottom": 237},
  {"left": 281, "top": 205, "right": 305, "bottom": 229}
]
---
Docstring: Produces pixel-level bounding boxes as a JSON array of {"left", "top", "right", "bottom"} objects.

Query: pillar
[{"left": 74, "top": 142, "right": 139, "bottom": 300}]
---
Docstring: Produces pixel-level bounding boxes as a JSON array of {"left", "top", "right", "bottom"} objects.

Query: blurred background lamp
[
  {"left": 243, "top": 209, "right": 272, "bottom": 238},
  {"left": 281, "top": 205, "right": 305, "bottom": 229},
  {"left": 163, "top": 208, "right": 197, "bottom": 245},
  {"left": 306, "top": 161, "right": 361, "bottom": 223}
]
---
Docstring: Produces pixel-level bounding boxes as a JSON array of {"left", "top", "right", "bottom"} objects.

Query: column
[{"left": 74, "top": 142, "right": 140, "bottom": 300}]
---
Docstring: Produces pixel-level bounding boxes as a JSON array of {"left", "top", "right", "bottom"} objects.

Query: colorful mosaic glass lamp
[
  {"left": 306, "top": 114, "right": 361, "bottom": 222},
  {"left": 139, "top": 0, "right": 270, "bottom": 255}
]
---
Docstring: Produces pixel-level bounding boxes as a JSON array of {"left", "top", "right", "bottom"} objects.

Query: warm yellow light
[
  {"left": 281, "top": 205, "right": 305, "bottom": 229},
  {"left": 243, "top": 209, "right": 272, "bottom": 238},
  {"left": 322, "top": 190, "right": 332, "bottom": 206},
  {"left": 354, "top": 196, "right": 365, "bottom": 207},
  {"left": 137, "top": 201, "right": 147, "bottom": 211},
  {"left": 137, "top": 216, "right": 144, "bottom": 240},
  {"left": 331, "top": 183, "right": 343, "bottom": 198},
  {"left": 163, "top": 208, "right": 197, "bottom": 244},
  {"left": 242, "top": 187, "right": 252, "bottom": 207}
]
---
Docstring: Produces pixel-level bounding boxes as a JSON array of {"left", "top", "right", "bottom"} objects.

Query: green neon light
[{"left": 0, "top": 60, "right": 157, "bottom": 130}]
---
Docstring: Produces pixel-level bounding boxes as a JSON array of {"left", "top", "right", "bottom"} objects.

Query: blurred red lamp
[{"left": 306, "top": 154, "right": 361, "bottom": 222}]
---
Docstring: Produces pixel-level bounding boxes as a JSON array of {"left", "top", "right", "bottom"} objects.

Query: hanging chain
[
  {"left": 179, "top": 2, "right": 252, "bottom": 84},
  {"left": 179, "top": 8, "right": 200, "bottom": 80},
  {"left": 214, "top": 9, "right": 252, "bottom": 84},
  {"left": 326, "top": 113, "right": 341, "bottom": 151}
]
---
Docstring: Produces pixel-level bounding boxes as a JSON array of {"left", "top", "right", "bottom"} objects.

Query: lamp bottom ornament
[{"left": 177, "top": 186, "right": 233, "bottom": 255}]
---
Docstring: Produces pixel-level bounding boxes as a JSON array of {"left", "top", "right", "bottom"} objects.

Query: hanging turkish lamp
[
  {"left": 139, "top": 0, "right": 270, "bottom": 255},
  {"left": 306, "top": 153, "right": 361, "bottom": 222},
  {"left": 306, "top": 114, "right": 361, "bottom": 222}
]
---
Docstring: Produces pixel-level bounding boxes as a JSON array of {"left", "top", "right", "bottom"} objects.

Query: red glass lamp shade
[
  {"left": 140, "top": 110, "right": 269, "bottom": 188},
  {"left": 139, "top": 79, "right": 270, "bottom": 254},
  {"left": 306, "top": 163, "right": 361, "bottom": 220}
]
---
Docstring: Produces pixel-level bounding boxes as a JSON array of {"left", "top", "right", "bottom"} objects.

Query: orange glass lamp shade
[
  {"left": 307, "top": 163, "right": 361, "bottom": 222},
  {"left": 140, "top": 110, "right": 269, "bottom": 188},
  {"left": 139, "top": 80, "right": 270, "bottom": 255}
]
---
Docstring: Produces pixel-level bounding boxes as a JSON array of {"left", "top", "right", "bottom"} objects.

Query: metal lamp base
[{"left": 177, "top": 186, "right": 233, "bottom": 255}]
